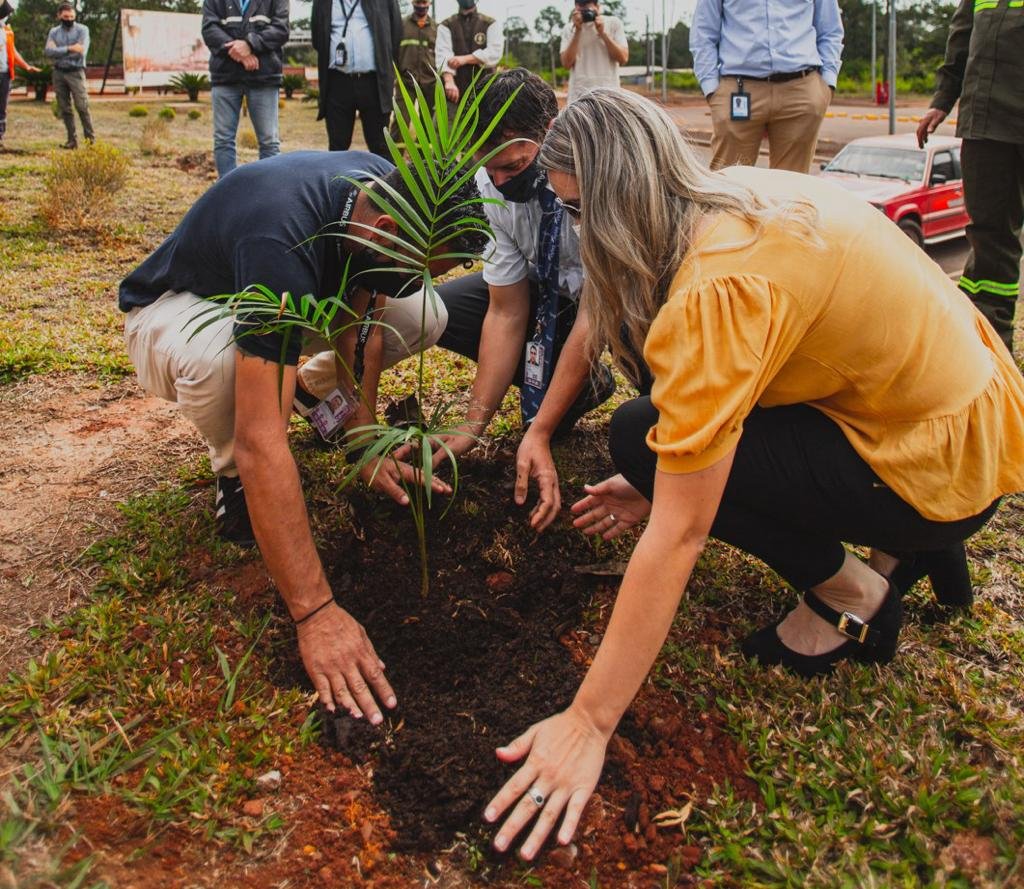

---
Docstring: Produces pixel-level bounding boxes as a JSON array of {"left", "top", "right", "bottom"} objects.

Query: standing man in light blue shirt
[
  {"left": 312, "top": 0, "right": 401, "bottom": 157},
  {"left": 690, "top": 0, "right": 843, "bottom": 173},
  {"left": 44, "top": 2, "right": 94, "bottom": 149}
]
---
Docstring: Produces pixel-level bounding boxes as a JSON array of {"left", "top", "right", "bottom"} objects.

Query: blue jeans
[{"left": 211, "top": 83, "right": 281, "bottom": 178}]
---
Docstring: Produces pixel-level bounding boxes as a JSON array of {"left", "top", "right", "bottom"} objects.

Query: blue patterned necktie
[{"left": 520, "top": 180, "right": 564, "bottom": 424}]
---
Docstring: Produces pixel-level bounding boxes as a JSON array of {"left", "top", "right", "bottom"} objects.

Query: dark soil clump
[
  {"left": 272, "top": 452, "right": 759, "bottom": 880},
  {"left": 315, "top": 453, "right": 602, "bottom": 850}
]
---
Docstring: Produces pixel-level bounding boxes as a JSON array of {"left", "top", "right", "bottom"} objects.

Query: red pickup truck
[{"left": 820, "top": 133, "right": 969, "bottom": 248}]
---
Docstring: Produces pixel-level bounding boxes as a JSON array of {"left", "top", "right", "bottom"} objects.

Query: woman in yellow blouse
[{"left": 482, "top": 89, "right": 1024, "bottom": 860}]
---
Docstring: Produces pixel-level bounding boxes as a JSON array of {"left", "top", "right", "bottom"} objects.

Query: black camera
[{"left": 581, "top": 8, "right": 597, "bottom": 21}]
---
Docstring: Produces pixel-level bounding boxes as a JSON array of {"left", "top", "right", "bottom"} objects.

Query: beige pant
[
  {"left": 124, "top": 290, "right": 240, "bottom": 476},
  {"left": 709, "top": 72, "right": 832, "bottom": 173},
  {"left": 124, "top": 289, "right": 449, "bottom": 476},
  {"left": 298, "top": 286, "right": 448, "bottom": 398}
]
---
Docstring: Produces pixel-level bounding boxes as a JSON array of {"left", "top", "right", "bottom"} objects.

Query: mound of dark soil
[{"left": 272, "top": 451, "right": 757, "bottom": 879}]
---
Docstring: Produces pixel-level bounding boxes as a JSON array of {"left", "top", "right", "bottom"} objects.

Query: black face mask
[
  {"left": 412, "top": 4, "right": 429, "bottom": 16},
  {"left": 60, "top": 18, "right": 75, "bottom": 28},
  {"left": 494, "top": 159, "right": 545, "bottom": 204},
  {"left": 347, "top": 247, "right": 422, "bottom": 298}
]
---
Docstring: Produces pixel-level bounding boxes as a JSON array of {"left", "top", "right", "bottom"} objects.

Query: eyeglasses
[{"left": 555, "top": 196, "right": 582, "bottom": 221}]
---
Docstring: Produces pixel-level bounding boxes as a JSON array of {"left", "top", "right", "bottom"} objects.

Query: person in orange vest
[{"left": 0, "top": 0, "right": 42, "bottom": 151}]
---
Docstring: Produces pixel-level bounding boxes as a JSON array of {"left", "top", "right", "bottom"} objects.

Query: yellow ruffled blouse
[{"left": 643, "top": 166, "right": 1024, "bottom": 522}]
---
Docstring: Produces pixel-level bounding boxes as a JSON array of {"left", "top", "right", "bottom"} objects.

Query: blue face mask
[{"left": 457, "top": 0, "right": 476, "bottom": 10}]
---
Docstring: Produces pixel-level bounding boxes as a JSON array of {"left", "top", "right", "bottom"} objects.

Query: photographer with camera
[{"left": 559, "top": 0, "right": 627, "bottom": 105}]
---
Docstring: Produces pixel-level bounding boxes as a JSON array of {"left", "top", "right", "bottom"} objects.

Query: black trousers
[
  {"left": 609, "top": 398, "right": 999, "bottom": 591},
  {"left": 960, "top": 138, "right": 1024, "bottom": 355},
  {"left": 324, "top": 70, "right": 389, "bottom": 157},
  {"left": 436, "top": 271, "right": 580, "bottom": 389}
]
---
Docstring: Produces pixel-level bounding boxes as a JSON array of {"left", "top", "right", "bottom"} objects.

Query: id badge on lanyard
[
  {"left": 730, "top": 77, "right": 751, "bottom": 121},
  {"left": 524, "top": 340, "right": 545, "bottom": 389}
]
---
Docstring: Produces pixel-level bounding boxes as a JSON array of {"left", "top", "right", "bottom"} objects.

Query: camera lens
[{"left": 581, "top": 8, "right": 596, "bottom": 21}]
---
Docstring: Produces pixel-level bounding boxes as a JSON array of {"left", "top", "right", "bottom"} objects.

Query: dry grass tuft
[
  {"left": 139, "top": 117, "right": 172, "bottom": 156},
  {"left": 39, "top": 142, "right": 130, "bottom": 230}
]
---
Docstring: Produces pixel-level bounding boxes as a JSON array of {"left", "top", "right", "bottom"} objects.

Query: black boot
[
  {"left": 741, "top": 581, "right": 903, "bottom": 678},
  {"left": 888, "top": 543, "right": 973, "bottom": 609}
]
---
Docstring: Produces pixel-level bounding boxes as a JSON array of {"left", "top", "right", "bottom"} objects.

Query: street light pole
[
  {"left": 888, "top": 0, "right": 896, "bottom": 134},
  {"left": 661, "top": 0, "right": 667, "bottom": 102},
  {"left": 870, "top": 0, "right": 876, "bottom": 95}
]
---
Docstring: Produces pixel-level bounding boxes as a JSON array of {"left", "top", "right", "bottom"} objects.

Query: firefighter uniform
[
  {"left": 931, "top": 0, "right": 1024, "bottom": 354},
  {"left": 391, "top": 11, "right": 438, "bottom": 140}
]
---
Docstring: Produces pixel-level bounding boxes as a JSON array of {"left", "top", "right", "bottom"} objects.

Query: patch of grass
[
  {"left": 0, "top": 486, "right": 314, "bottom": 883},
  {"left": 648, "top": 518, "right": 1024, "bottom": 888}
]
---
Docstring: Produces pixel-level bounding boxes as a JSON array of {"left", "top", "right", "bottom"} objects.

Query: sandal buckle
[{"left": 837, "top": 611, "right": 869, "bottom": 643}]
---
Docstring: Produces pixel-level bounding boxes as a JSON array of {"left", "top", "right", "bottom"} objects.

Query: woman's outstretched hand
[
  {"left": 571, "top": 473, "right": 652, "bottom": 540},
  {"left": 484, "top": 706, "right": 610, "bottom": 860}
]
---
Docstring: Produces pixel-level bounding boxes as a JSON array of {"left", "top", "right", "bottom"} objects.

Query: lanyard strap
[
  {"left": 353, "top": 290, "right": 377, "bottom": 384},
  {"left": 337, "top": 0, "right": 359, "bottom": 37}
]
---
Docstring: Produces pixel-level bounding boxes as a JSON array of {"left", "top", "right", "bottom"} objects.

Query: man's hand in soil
[
  {"left": 359, "top": 453, "right": 452, "bottom": 506},
  {"left": 483, "top": 706, "right": 609, "bottom": 859},
  {"left": 571, "top": 473, "right": 651, "bottom": 540},
  {"left": 297, "top": 601, "right": 397, "bottom": 722},
  {"left": 514, "top": 426, "right": 561, "bottom": 532}
]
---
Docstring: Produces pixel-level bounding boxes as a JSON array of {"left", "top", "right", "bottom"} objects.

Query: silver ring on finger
[
  {"left": 527, "top": 786, "right": 546, "bottom": 807},
  {"left": 608, "top": 513, "right": 617, "bottom": 524}
]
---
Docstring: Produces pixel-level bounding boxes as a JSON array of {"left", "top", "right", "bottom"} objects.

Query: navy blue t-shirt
[{"left": 119, "top": 150, "right": 394, "bottom": 364}]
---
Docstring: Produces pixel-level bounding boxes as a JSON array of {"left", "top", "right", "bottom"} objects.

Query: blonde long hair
[{"left": 538, "top": 88, "right": 819, "bottom": 381}]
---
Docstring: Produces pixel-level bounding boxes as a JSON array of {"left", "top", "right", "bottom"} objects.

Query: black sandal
[
  {"left": 888, "top": 543, "right": 973, "bottom": 609},
  {"left": 741, "top": 580, "right": 903, "bottom": 678}
]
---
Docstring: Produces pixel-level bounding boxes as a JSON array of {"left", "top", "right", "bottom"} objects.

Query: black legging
[{"left": 610, "top": 398, "right": 1000, "bottom": 590}]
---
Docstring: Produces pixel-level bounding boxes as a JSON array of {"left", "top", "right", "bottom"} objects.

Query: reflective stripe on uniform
[
  {"left": 974, "top": 0, "right": 999, "bottom": 9},
  {"left": 400, "top": 38, "right": 427, "bottom": 46},
  {"left": 220, "top": 16, "right": 244, "bottom": 23},
  {"left": 959, "top": 276, "right": 1021, "bottom": 297},
  {"left": 249, "top": 14, "right": 271, "bottom": 23}
]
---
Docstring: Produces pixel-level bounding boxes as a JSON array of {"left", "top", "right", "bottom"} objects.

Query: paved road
[{"left": 676, "top": 101, "right": 971, "bottom": 277}]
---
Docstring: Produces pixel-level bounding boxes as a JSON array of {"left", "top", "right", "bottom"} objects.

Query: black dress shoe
[
  {"left": 889, "top": 543, "right": 972, "bottom": 609},
  {"left": 741, "top": 580, "right": 903, "bottom": 678}
]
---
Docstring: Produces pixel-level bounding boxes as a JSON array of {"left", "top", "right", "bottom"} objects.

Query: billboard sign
[{"left": 121, "top": 8, "right": 209, "bottom": 88}]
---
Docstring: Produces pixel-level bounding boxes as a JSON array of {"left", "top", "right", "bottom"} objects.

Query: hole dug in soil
[{"left": 274, "top": 455, "right": 757, "bottom": 884}]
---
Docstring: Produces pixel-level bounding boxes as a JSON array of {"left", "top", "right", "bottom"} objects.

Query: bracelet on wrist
[{"left": 294, "top": 596, "right": 336, "bottom": 625}]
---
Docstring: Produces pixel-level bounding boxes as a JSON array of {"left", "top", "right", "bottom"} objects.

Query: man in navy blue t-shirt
[{"left": 119, "top": 150, "right": 485, "bottom": 724}]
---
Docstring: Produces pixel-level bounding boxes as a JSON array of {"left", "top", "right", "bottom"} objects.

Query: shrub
[
  {"left": 167, "top": 71, "right": 211, "bottom": 102},
  {"left": 301, "top": 86, "right": 319, "bottom": 103},
  {"left": 128, "top": 105, "right": 149, "bottom": 117},
  {"left": 15, "top": 65, "right": 52, "bottom": 101},
  {"left": 139, "top": 117, "right": 171, "bottom": 155},
  {"left": 282, "top": 73, "right": 306, "bottom": 99},
  {"left": 41, "top": 141, "right": 130, "bottom": 230},
  {"left": 187, "top": 108, "right": 202, "bottom": 120},
  {"left": 238, "top": 129, "right": 258, "bottom": 150},
  {"left": 158, "top": 106, "right": 176, "bottom": 121}
]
